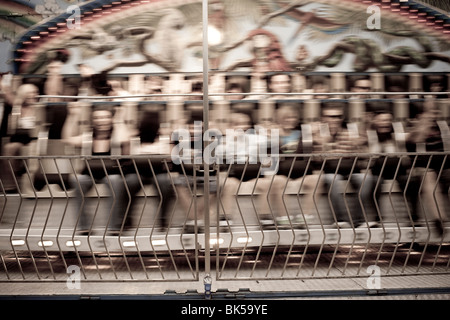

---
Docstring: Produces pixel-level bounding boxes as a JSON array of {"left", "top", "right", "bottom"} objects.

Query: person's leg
[
  {"left": 123, "top": 173, "right": 142, "bottom": 229},
  {"left": 421, "top": 170, "right": 447, "bottom": 235},
  {"left": 398, "top": 170, "right": 421, "bottom": 224},
  {"left": 104, "top": 174, "right": 127, "bottom": 232},
  {"left": 323, "top": 173, "right": 348, "bottom": 225},
  {"left": 69, "top": 174, "right": 93, "bottom": 232},
  {"left": 350, "top": 172, "right": 376, "bottom": 226},
  {"left": 0, "top": 142, "right": 24, "bottom": 191},
  {"left": 154, "top": 172, "right": 175, "bottom": 229},
  {"left": 296, "top": 173, "right": 322, "bottom": 224},
  {"left": 220, "top": 176, "right": 242, "bottom": 225},
  {"left": 257, "top": 175, "right": 289, "bottom": 220}
]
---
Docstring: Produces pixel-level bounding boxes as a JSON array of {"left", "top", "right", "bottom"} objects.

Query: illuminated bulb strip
[
  {"left": 210, "top": 238, "right": 224, "bottom": 245},
  {"left": 11, "top": 240, "right": 25, "bottom": 246},
  {"left": 151, "top": 239, "right": 166, "bottom": 246},
  {"left": 123, "top": 240, "right": 137, "bottom": 247},
  {"left": 38, "top": 240, "right": 54, "bottom": 247},
  {"left": 237, "top": 236, "right": 253, "bottom": 244},
  {"left": 66, "top": 240, "right": 81, "bottom": 247}
]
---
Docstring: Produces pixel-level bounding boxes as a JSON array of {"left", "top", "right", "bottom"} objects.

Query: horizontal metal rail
[{"left": 37, "top": 91, "right": 450, "bottom": 100}]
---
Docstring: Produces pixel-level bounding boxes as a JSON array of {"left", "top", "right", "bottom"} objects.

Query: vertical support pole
[{"left": 202, "top": 0, "right": 211, "bottom": 294}]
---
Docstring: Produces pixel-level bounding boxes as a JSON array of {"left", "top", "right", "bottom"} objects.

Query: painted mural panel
[{"left": 2, "top": 0, "right": 450, "bottom": 75}]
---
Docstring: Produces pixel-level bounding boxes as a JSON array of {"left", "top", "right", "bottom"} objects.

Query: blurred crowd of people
[{"left": 0, "top": 69, "right": 449, "bottom": 235}]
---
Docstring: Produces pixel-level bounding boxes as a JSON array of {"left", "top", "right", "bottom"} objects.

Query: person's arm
[
  {"left": 406, "top": 117, "right": 432, "bottom": 145},
  {"left": 112, "top": 105, "right": 135, "bottom": 155},
  {"left": 61, "top": 102, "right": 83, "bottom": 147}
]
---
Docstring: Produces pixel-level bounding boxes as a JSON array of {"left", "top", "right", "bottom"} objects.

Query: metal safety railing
[
  {"left": 214, "top": 152, "right": 450, "bottom": 280},
  {"left": 0, "top": 153, "right": 449, "bottom": 282}
]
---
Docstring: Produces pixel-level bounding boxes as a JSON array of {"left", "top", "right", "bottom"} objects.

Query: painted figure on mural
[
  {"left": 302, "top": 30, "right": 450, "bottom": 72},
  {"left": 223, "top": 29, "right": 292, "bottom": 72},
  {"left": 6, "top": 0, "right": 450, "bottom": 75}
]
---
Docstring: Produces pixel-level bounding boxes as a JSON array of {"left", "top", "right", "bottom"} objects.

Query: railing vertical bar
[
  {"left": 234, "top": 160, "right": 251, "bottom": 278},
  {"left": 130, "top": 159, "right": 149, "bottom": 280},
  {"left": 335, "top": 157, "right": 357, "bottom": 276},
  {"left": 68, "top": 158, "right": 88, "bottom": 280},
  {"left": 162, "top": 160, "right": 189, "bottom": 278},
  {"left": 218, "top": 163, "right": 234, "bottom": 279},
  {"left": 0, "top": 176, "right": 11, "bottom": 280},
  {"left": 81, "top": 158, "right": 104, "bottom": 280},
  {"left": 401, "top": 155, "right": 419, "bottom": 274},
  {"left": 6, "top": 158, "right": 24, "bottom": 279},
  {"left": 53, "top": 158, "right": 70, "bottom": 276},
  {"left": 280, "top": 156, "right": 298, "bottom": 278},
  {"left": 35, "top": 159, "right": 56, "bottom": 280},
  {"left": 99, "top": 158, "right": 120, "bottom": 280},
  {"left": 372, "top": 156, "right": 388, "bottom": 270},
  {"left": 202, "top": 0, "right": 211, "bottom": 282},
  {"left": 342, "top": 156, "right": 370, "bottom": 275},
  {"left": 312, "top": 159, "right": 329, "bottom": 277},
  {"left": 238, "top": 163, "right": 251, "bottom": 279},
  {"left": 192, "top": 164, "right": 198, "bottom": 280},
  {"left": 386, "top": 156, "right": 404, "bottom": 275},
  {"left": 21, "top": 159, "right": 41, "bottom": 280},
  {"left": 214, "top": 163, "right": 221, "bottom": 281},
  {"left": 358, "top": 157, "right": 375, "bottom": 275},
  {"left": 147, "top": 159, "right": 168, "bottom": 280},
  {"left": 431, "top": 155, "right": 447, "bottom": 271},
  {"left": 235, "top": 159, "right": 253, "bottom": 276},
  {"left": 416, "top": 156, "right": 434, "bottom": 273},
  {"left": 91, "top": 158, "right": 117, "bottom": 280},
  {"left": 114, "top": 158, "right": 134, "bottom": 280},
  {"left": 264, "top": 170, "right": 280, "bottom": 278},
  {"left": 178, "top": 162, "right": 196, "bottom": 280},
  {"left": 249, "top": 162, "right": 265, "bottom": 278},
  {"left": 296, "top": 157, "right": 313, "bottom": 277},
  {"left": 159, "top": 161, "right": 180, "bottom": 281},
  {"left": 324, "top": 158, "right": 343, "bottom": 275}
]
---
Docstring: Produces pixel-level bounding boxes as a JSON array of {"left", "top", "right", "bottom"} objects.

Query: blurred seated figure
[
  {"left": 62, "top": 103, "right": 131, "bottom": 235},
  {"left": 44, "top": 60, "right": 64, "bottom": 103},
  {"left": 76, "top": 63, "right": 98, "bottom": 97},
  {"left": 365, "top": 106, "right": 417, "bottom": 227},
  {"left": 43, "top": 49, "right": 71, "bottom": 102},
  {"left": 385, "top": 74, "right": 408, "bottom": 99},
  {"left": 310, "top": 76, "right": 330, "bottom": 100},
  {"left": 302, "top": 75, "right": 330, "bottom": 100},
  {"left": 0, "top": 84, "right": 40, "bottom": 193},
  {"left": 32, "top": 101, "right": 70, "bottom": 192},
  {"left": 0, "top": 73, "right": 14, "bottom": 155},
  {"left": 263, "top": 105, "right": 320, "bottom": 228},
  {"left": 108, "top": 80, "right": 131, "bottom": 99},
  {"left": 215, "top": 112, "right": 271, "bottom": 227},
  {"left": 123, "top": 111, "right": 175, "bottom": 231},
  {"left": 145, "top": 75, "right": 165, "bottom": 101},
  {"left": 423, "top": 74, "right": 448, "bottom": 99},
  {"left": 171, "top": 115, "right": 220, "bottom": 231},
  {"left": 225, "top": 76, "right": 248, "bottom": 101},
  {"left": 188, "top": 77, "right": 203, "bottom": 101},
  {"left": 266, "top": 73, "right": 293, "bottom": 100},
  {"left": 405, "top": 99, "right": 450, "bottom": 235},
  {"left": 349, "top": 75, "right": 372, "bottom": 99},
  {"left": 310, "top": 102, "right": 370, "bottom": 228}
]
